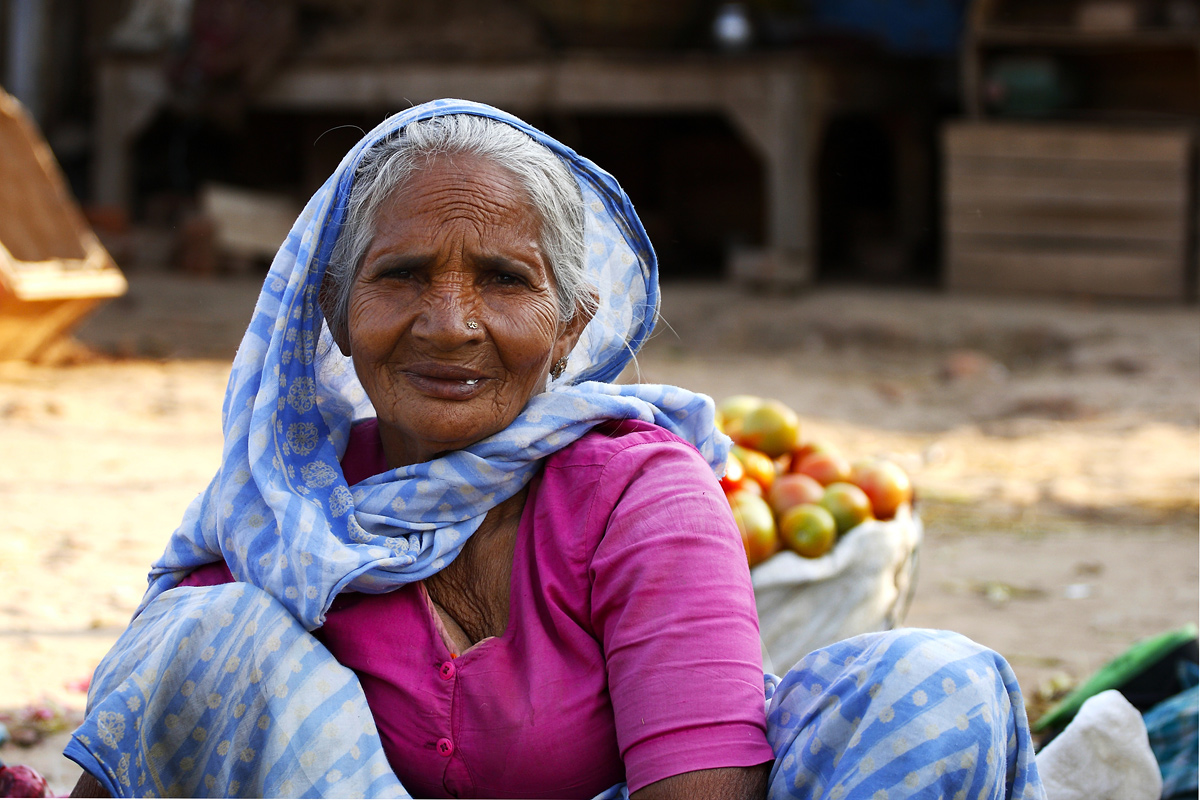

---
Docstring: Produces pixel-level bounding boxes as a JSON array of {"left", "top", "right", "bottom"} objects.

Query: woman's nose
[{"left": 411, "top": 274, "right": 483, "bottom": 348}]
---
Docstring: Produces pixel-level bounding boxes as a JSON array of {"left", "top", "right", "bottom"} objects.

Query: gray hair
[{"left": 324, "top": 114, "right": 592, "bottom": 342}]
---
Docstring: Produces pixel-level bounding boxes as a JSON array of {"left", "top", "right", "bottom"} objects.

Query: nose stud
[{"left": 465, "top": 320, "right": 479, "bottom": 330}]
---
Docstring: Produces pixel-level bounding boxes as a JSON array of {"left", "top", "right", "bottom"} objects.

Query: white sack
[
  {"left": 752, "top": 506, "right": 922, "bottom": 673},
  {"left": 1036, "top": 689, "right": 1162, "bottom": 800}
]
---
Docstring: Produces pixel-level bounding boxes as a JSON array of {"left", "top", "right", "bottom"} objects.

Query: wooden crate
[
  {"left": 942, "top": 122, "right": 1194, "bottom": 300},
  {"left": 0, "top": 88, "right": 125, "bottom": 360}
]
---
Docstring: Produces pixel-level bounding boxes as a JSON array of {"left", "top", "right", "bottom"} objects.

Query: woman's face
[{"left": 342, "top": 154, "right": 589, "bottom": 468}]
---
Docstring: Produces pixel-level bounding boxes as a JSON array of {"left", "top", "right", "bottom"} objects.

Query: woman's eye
[{"left": 493, "top": 272, "right": 525, "bottom": 287}]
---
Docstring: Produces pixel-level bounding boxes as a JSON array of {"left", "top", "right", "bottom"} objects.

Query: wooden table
[{"left": 94, "top": 53, "right": 828, "bottom": 285}]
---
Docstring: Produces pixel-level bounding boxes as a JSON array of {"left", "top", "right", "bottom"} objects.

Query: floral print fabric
[
  {"left": 761, "top": 629, "right": 1045, "bottom": 800},
  {"left": 66, "top": 585, "right": 405, "bottom": 798}
]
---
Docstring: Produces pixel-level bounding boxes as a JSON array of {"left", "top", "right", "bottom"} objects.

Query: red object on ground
[
  {"left": 0, "top": 764, "right": 51, "bottom": 798},
  {"left": 63, "top": 675, "right": 91, "bottom": 694}
]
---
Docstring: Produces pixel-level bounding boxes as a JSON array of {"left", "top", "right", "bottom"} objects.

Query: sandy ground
[{"left": 2, "top": 274, "right": 1197, "bottom": 794}]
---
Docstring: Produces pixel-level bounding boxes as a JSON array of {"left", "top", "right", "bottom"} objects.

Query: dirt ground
[{"left": 2, "top": 273, "right": 1197, "bottom": 794}]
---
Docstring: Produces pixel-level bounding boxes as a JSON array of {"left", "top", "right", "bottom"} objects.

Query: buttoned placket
[
  {"left": 437, "top": 654, "right": 475, "bottom": 798},
  {"left": 436, "top": 658, "right": 458, "bottom": 764}
]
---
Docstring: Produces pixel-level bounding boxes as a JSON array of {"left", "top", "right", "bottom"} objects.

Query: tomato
[
  {"left": 731, "top": 445, "right": 777, "bottom": 492},
  {"left": 719, "top": 451, "right": 746, "bottom": 493},
  {"left": 734, "top": 399, "right": 801, "bottom": 458},
  {"left": 728, "top": 490, "right": 778, "bottom": 567},
  {"left": 794, "top": 451, "right": 852, "bottom": 486},
  {"left": 787, "top": 438, "right": 842, "bottom": 471},
  {"left": 716, "top": 394, "right": 763, "bottom": 440},
  {"left": 820, "top": 482, "right": 873, "bottom": 534},
  {"left": 727, "top": 476, "right": 763, "bottom": 497},
  {"left": 850, "top": 459, "right": 912, "bottom": 520},
  {"left": 778, "top": 503, "right": 837, "bottom": 558},
  {"left": 766, "top": 473, "right": 825, "bottom": 517}
]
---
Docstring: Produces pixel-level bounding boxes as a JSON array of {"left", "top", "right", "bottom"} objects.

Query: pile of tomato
[{"left": 716, "top": 395, "right": 913, "bottom": 567}]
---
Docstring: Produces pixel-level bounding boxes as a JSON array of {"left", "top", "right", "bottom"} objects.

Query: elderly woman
[{"left": 66, "top": 100, "right": 1045, "bottom": 800}]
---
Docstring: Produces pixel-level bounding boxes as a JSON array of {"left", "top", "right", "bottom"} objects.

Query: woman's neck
[{"left": 422, "top": 487, "right": 527, "bottom": 649}]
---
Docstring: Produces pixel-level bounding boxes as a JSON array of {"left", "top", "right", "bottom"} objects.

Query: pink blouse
[{"left": 183, "top": 418, "right": 773, "bottom": 798}]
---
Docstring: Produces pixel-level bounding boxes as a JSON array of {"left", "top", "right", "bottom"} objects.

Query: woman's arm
[
  {"left": 587, "top": 436, "right": 776, "bottom": 794},
  {"left": 631, "top": 764, "right": 769, "bottom": 800}
]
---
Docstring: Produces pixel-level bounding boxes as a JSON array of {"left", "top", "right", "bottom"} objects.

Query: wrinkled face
[{"left": 341, "top": 154, "right": 589, "bottom": 469}]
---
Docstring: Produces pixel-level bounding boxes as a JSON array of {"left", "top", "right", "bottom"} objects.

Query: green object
[
  {"left": 1033, "top": 625, "right": 1199, "bottom": 733},
  {"left": 987, "top": 56, "right": 1077, "bottom": 118}
]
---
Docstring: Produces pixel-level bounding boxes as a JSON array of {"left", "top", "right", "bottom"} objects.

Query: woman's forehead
[
  {"left": 378, "top": 162, "right": 540, "bottom": 244},
  {"left": 366, "top": 157, "right": 548, "bottom": 275},
  {"left": 384, "top": 156, "right": 534, "bottom": 227}
]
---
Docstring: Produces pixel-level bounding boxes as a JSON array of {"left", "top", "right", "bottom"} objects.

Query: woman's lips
[{"left": 402, "top": 364, "right": 488, "bottom": 400}]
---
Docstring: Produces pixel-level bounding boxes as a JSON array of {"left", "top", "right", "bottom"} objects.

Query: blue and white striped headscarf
[{"left": 141, "top": 99, "right": 729, "bottom": 630}]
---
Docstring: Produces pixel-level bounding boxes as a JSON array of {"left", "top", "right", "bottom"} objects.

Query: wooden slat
[
  {"left": 0, "top": 94, "right": 89, "bottom": 262},
  {"left": 946, "top": 247, "right": 1185, "bottom": 299},
  {"left": 946, "top": 203, "right": 1185, "bottom": 241},
  {"left": 974, "top": 25, "right": 1200, "bottom": 49},
  {"left": 946, "top": 171, "right": 1185, "bottom": 204},
  {"left": 0, "top": 295, "right": 100, "bottom": 361},
  {"left": 947, "top": 233, "right": 1181, "bottom": 258},
  {"left": 944, "top": 122, "right": 1192, "bottom": 162},
  {"left": 947, "top": 154, "right": 1184, "bottom": 183}
]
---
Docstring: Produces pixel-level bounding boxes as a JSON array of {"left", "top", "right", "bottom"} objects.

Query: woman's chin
[{"left": 377, "top": 408, "right": 508, "bottom": 465}]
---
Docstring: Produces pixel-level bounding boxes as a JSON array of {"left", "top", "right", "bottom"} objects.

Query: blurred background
[
  {"left": 0, "top": 0, "right": 1197, "bottom": 794},
  {"left": 3, "top": 0, "right": 1196, "bottom": 292}
]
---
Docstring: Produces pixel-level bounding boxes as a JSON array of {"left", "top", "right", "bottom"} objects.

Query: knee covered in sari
[
  {"left": 762, "top": 629, "right": 1045, "bottom": 800},
  {"left": 65, "top": 583, "right": 407, "bottom": 799}
]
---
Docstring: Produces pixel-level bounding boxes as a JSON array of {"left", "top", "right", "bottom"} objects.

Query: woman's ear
[
  {"left": 553, "top": 289, "right": 597, "bottom": 363},
  {"left": 318, "top": 270, "right": 352, "bottom": 357}
]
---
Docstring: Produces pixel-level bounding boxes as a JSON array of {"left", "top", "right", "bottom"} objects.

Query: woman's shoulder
[
  {"left": 526, "top": 417, "right": 735, "bottom": 595},
  {"left": 532, "top": 418, "right": 722, "bottom": 534},
  {"left": 546, "top": 418, "right": 706, "bottom": 471}
]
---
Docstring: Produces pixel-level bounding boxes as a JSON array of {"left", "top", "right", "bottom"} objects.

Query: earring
[
  {"left": 550, "top": 356, "right": 568, "bottom": 380},
  {"left": 465, "top": 320, "right": 479, "bottom": 330}
]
